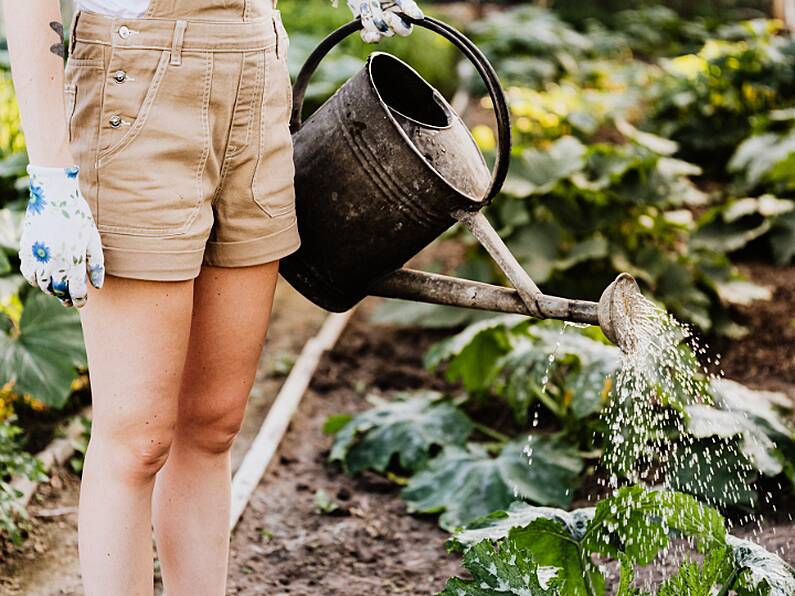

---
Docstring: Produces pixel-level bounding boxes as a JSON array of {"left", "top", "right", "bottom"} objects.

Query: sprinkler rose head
[{"left": 598, "top": 273, "right": 643, "bottom": 353}]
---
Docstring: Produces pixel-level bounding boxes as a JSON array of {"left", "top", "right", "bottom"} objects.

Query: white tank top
[{"left": 75, "top": 0, "right": 149, "bottom": 18}]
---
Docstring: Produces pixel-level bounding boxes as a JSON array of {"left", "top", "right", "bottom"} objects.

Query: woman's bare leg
[
  {"left": 77, "top": 276, "right": 195, "bottom": 596},
  {"left": 152, "top": 262, "right": 280, "bottom": 596}
]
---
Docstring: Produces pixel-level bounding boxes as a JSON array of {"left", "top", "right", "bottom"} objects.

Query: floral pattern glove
[
  {"left": 345, "top": 0, "right": 424, "bottom": 43},
  {"left": 19, "top": 165, "right": 105, "bottom": 308}
]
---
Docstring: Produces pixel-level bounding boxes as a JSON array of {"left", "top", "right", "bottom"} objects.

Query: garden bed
[{"left": 227, "top": 262, "right": 795, "bottom": 594}]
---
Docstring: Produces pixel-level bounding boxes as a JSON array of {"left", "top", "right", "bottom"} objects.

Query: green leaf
[
  {"left": 424, "top": 316, "right": 523, "bottom": 392},
  {"left": 616, "top": 554, "right": 650, "bottom": 596},
  {"left": 511, "top": 518, "right": 605, "bottom": 596},
  {"left": 328, "top": 391, "right": 473, "bottom": 475},
  {"left": 684, "top": 379, "right": 795, "bottom": 478},
  {"left": 438, "top": 536, "right": 562, "bottom": 596},
  {"left": 503, "top": 136, "right": 586, "bottom": 197},
  {"left": 449, "top": 501, "right": 594, "bottom": 552},
  {"left": 582, "top": 486, "right": 726, "bottom": 565},
  {"left": 0, "top": 290, "right": 86, "bottom": 408},
  {"left": 729, "top": 535, "right": 795, "bottom": 596},
  {"left": 313, "top": 489, "right": 339, "bottom": 514},
  {"left": 657, "top": 545, "right": 735, "bottom": 596},
  {"left": 667, "top": 436, "right": 758, "bottom": 508},
  {"left": 403, "top": 435, "right": 583, "bottom": 531},
  {"left": 769, "top": 210, "right": 795, "bottom": 264},
  {"left": 322, "top": 414, "right": 353, "bottom": 435}
]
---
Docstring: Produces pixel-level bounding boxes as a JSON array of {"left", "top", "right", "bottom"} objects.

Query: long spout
[
  {"left": 369, "top": 268, "right": 642, "bottom": 352},
  {"left": 370, "top": 268, "right": 600, "bottom": 325}
]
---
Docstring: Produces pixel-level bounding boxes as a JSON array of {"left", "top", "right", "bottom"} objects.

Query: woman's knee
[
  {"left": 89, "top": 421, "right": 176, "bottom": 482},
  {"left": 176, "top": 406, "right": 247, "bottom": 455}
]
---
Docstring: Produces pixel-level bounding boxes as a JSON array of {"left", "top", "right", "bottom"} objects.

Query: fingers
[
  {"left": 358, "top": 0, "right": 389, "bottom": 43},
  {"left": 86, "top": 230, "right": 105, "bottom": 289},
  {"left": 68, "top": 264, "right": 89, "bottom": 308},
  {"left": 393, "top": 0, "right": 424, "bottom": 19},
  {"left": 19, "top": 255, "right": 37, "bottom": 289},
  {"left": 383, "top": 11, "right": 412, "bottom": 37}
]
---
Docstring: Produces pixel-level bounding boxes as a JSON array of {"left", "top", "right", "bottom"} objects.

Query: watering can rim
[
  {"left": 288, "top": 15, "right": 513, "bottom": 206},
  {"left": 364, "top": 51, "right": 490, "bottom": 205},
  {"left": 367, "top": 52, "right": 455, "bottom": 133}
]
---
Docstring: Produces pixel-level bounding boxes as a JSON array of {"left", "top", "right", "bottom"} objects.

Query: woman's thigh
[
  {"left": 175, "top": 262, "right": 280, "bottom": 445},
  {"left": 78, "top": 275, "right": 195, "bottom": 468}
]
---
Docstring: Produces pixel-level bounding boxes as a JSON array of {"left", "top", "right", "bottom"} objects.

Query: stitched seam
[
  {"left": 227, "top": 52, "right": 263, "bottom": 159},
  {"left": 250, "top": 50, "right": 272, "bottom": 215},
  {"left": 97, "top": 49, "right": 170, "bottom": 166},
  {"left": 188, "top": 52, "right": 214, "bottom": 224},
  {"left": 74, "top": 39, "right": 277, "bottom": 53}
]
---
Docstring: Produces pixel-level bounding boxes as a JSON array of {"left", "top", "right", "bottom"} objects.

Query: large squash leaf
[
  {"left": 438, "top": 536, "right": 562, "bottom": 596},
  {"left": 0, "top": 290, "right": 86, "bottom": 408},
  {"left": 684, "top": 379, "right": 795, "bottom": 478},
  {"left": 402, "top": 435, "right": 583, "bottom": 531},
  {"left": 583, "top": 486, "right": 726, "bottom": 565},
  {"left": 328, "top": 391, "right": 473, "bottom": 474},
  {"left": 449, "top": 501, "right": 594, "bottom": 552},
  {"left": 729, "top": 535, "right": 795, "bottom": 596}
]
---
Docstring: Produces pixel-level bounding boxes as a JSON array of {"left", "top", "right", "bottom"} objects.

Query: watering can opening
[
  {"left": 367, "top": 52, "right": 491, "bottom": 205},
  {"left": 368, "top": 53, "right": 451, "bottom": 130}
]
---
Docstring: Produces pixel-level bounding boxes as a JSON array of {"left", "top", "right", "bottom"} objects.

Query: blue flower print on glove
[{"left": 19, "top": 165, "right": 105, "bottom": 308}]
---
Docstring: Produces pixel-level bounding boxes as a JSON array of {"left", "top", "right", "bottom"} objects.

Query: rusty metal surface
[
  {"left": 370, "top": 268, "right": 601, "bottom": 326},
  {"left": 280, "top": 52, "right": 490, "bottom": 312}
]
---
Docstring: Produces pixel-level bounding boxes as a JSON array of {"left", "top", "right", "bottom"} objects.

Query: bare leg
[
  {"left": 152, "top": 262, "right": 279, "bottom": 596},
  {"left": 77, "top": 276, "right": 195, "bottom": 596}
]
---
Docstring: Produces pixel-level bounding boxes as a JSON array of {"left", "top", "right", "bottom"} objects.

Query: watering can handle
[{"left": 289, "top": 16, "right": 512, "bottom": 205}]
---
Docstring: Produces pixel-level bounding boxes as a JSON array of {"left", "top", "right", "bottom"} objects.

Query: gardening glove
[
  {"left": 345, "top": 0, "right": 424, "bottom": 43},
  {"left": 19, "top": 165, "right": 105, "bottom": 308}
]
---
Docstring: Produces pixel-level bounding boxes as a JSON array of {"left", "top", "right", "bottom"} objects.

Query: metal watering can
[{"left": 281, "top": 16, "right": 642, "bottom": 351}]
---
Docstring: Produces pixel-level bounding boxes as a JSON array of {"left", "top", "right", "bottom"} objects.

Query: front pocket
[
  {"left": 97, "top": 49, "right": 170, "bottom": 165},
  {"left": 95, "top": 51, "right": 213, "bottom": 236},
  {"left": 250, "top": 49, "right": 296, "bottom": 218}
]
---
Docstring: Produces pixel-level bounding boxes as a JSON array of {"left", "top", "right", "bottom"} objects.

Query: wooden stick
[{"left": 229, "top": 310, "right": 354, "bottom": 530}]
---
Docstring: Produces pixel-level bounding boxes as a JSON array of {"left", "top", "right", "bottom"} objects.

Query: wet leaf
[
  {"left": 438, "top": 536, "right": 562, "bottom": 596},
  {"left": 729, "top": 535, "right": 795, "bottom": 596}
]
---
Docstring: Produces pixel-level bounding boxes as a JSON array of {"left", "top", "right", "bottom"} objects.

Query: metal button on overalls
[
  {"left": 109, "top": 115, "right": 122, "bottom": 128},
  {"left": 113, "top": 70, "right": 127, "bottom": 83}
]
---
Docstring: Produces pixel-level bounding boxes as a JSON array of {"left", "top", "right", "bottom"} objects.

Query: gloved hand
[
  {"left": 345, "top": 0, "right": 424, "bottom": 43},
  {"left": 19, "top": 165, "right": 105, "bottom": 308}
]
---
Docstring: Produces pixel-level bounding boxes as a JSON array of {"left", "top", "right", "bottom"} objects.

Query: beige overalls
[{"left": 65, "top": 0, "right": 300, "bottom": 280}]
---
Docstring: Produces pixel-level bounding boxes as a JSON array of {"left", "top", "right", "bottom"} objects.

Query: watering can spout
[{"left": 370, "top": 269, "right": 642, "bottom": 353}]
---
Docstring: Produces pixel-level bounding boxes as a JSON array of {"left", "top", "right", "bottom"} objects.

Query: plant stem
[
  {"left": 472, "top": 421, "right": 511, "bottom": 444},
  {"left": 716, "top": 566, "right": 741, "bottom": 596}
]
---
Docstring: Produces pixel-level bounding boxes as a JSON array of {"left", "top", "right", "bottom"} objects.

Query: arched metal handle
[{"left": 289, "top": 15, "right": 512, "bottom": 205}]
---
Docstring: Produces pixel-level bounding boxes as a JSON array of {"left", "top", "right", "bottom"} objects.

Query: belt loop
[
  {"left": 67, "top": 11, "right": 82, "bottom": 58},
  {"left": 170, "top": 20, "right": 188, "bottom": 66}
]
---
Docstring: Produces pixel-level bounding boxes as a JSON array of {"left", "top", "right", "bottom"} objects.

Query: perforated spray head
[{"left": 597, "top": 273, "right": 643, "bottom": 353}]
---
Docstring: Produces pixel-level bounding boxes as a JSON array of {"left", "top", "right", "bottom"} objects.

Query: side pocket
[
  {"left": 250, "top": 49, "right": 296, "bottom": 219},
  {"left": 63, "top": 84, "right": 77, "bottom": 143}
]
